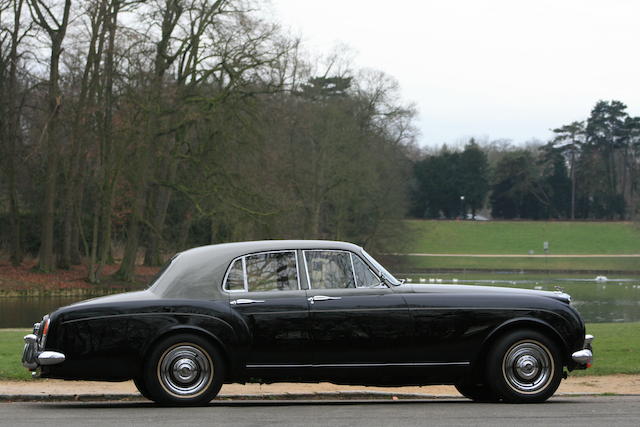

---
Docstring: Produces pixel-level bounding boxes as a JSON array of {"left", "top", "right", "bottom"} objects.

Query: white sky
[{"left": 269, "top": 0, "right": 640, "bottom": 147}]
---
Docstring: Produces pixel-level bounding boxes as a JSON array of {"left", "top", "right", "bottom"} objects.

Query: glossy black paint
[{"left": 34, "top": 240, "right": 587, "bottom": 387}]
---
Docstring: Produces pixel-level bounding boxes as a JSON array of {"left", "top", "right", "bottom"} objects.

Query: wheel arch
[
  {"left": 141, "top": 325, "right": 234, "bottom": 377},
  {"left": 472, "top": 318, "right": 569, "bottom": 374}
]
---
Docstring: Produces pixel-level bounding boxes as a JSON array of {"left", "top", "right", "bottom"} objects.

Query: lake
[{"left": 1, "top": 274, "right": 639, "bottom": 327}]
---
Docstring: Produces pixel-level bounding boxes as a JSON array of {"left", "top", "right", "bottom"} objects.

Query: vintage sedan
[{"left": 22, "top": 240, "right": 593, "bottom": 405}]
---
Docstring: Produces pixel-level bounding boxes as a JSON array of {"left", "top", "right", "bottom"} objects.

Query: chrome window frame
[
  {"left": 222, "top": 250, "right": 301, "bottom": 293},
  {"left": 303, "top": 249, "right": 359, "bottom": 290}
]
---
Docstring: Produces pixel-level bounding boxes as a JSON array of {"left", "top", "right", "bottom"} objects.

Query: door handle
[
  {"left": 308, "top": 295, "right": 342, "bottom": 304},
  {"left": 230, "top": 299, "right": 265, "bottom": 305}
]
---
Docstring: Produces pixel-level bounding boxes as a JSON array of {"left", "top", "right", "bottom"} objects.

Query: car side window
[
  {"left": 304, "top": 250, "right": 355, "bottom": 289},
  {"left": 224, "top": 251, "right": 299, "bottom": 292},
  {"left": 226, "top": 259, "right": 245, "bottom": 291},
  {"left": 352, "top": 255, "right": 381, "bottom": 288},
  {"left": 246, "top": 252, "right": 298, "bottom": 292}
]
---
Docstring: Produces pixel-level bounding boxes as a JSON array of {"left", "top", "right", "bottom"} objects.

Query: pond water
[{"left": 1, "top": 274, "right": 639, "bottom": 327}]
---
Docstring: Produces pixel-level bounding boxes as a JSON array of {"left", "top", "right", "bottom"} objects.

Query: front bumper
[
  {"left": 22, "top": 332, "right": 65, "bottom": 372},
  {"left": 571, "top": 334, "right": 594, "bottom": 367}
]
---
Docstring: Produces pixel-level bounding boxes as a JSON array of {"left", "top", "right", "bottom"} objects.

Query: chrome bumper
[
  {"left": 22, "top": 333, "right": 65, "bottom": 371},
  {"left": 571, "top": 334, "right": 594, "bottom": 366}
]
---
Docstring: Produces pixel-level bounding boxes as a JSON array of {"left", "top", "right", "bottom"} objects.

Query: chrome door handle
[
  {"left": 230, "top": 299, "right": 265, "bottom": 305},
  {"left": 308, "top": 295, "right": 342, "bottom": 304}
]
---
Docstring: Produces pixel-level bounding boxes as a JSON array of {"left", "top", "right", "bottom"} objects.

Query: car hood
[{"left": 400, "top": 283, "right": 571, "bottom": 304}]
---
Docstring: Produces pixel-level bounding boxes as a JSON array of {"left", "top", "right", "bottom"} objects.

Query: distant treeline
[
  {"left": 410, "top": 100, "right": 640, "bottom": 221},
  {"left": 0, "top": 0, "right": 415, "bottom": 279}
]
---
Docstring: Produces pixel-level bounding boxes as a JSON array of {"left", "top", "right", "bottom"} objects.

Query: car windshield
[{"left": 361, "top": 249, "right": 400, "bottom": 286}]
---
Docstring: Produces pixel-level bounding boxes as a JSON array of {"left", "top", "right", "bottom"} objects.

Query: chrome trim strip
[
  {"left": 349, "top": 253, "right": 358, "bottom": 288},
  {"left": 242, "top": 257, "right": 248, "bottom": 291},
  {"left": 61, "top": 311, "right": 228, "bottom": 325},
  {"left": 246, "top": 361, "right": 470, "bottom": 369},
  {"left": 303, "top": 250, "right": 312, "bottom": 290}
]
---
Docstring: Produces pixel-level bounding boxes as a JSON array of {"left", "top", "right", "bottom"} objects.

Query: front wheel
[
  {"left": 143, "top": 333, "right": 225, "bottom": 406},
  {"left": 486, "top": 329, "right": 562, "bottom": 403},
  {"left": 455, "top": 381, "right": 499, "bottom": 402}
]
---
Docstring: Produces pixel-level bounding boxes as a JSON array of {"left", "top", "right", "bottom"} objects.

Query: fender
[{"left": 143, "top": 317, "right": 238, "bottom": 369}]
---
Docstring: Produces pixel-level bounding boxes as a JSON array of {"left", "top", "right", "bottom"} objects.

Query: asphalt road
[{"left": 2, "top": 396, "right": 640, "bottom": 427}]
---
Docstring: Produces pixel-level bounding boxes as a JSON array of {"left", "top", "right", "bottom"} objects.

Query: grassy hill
[
  {"left": 388, "top": 220, "right": 640, "bottom": 273},
  {"left": 404, "top": 220, "right": 640, "bottom": 255}
]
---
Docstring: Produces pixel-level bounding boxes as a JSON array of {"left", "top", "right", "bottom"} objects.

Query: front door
[{"left": 303, "top": 250, "right": 413, "bottom": 368}]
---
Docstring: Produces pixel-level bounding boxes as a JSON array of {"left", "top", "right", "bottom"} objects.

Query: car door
[
  {"left": 225, "top": 250, "right": 312, "bottom": 367},
  {"left": 303, "top": 250, "right": 414, "bottom": 367}
]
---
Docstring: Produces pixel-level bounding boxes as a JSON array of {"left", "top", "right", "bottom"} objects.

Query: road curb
[
  {"left": 1, "top": 391, "right": 635, "bottom": 403},
  {"left": 0, "top": 391, "right": 456, "bottom": 402}
]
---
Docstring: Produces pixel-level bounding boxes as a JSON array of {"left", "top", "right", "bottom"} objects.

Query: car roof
[{"left": 180, "top": 240, "right": 363, "bottom": 259}]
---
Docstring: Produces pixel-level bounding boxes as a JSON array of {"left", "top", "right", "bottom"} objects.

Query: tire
[
  {"left": 133, "top": 376, "right": 152, "bottom": 401},
  {"left": 143, "top": 333, "right": 225, "bottom": 406},
  {"left": 454, "top": 381, "right": 499, "bottom": 402},
  {"left": 485, "top": 329, "right": 562, "bottom": 403}
]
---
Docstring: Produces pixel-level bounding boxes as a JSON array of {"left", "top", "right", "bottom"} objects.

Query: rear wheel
[
  {"left": 486, "top": 329, "right": 562, "bottom": 403},
  {"left": 143, "top": 333, "right": 225, "bottom": 406}
]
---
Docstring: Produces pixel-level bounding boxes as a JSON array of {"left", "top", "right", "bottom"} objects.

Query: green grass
[
  {"left": 573, "top": 323, "right": 640, "bottom": 376},
  {"left": 0, "top": 329, "right": 31, "bottom": 380},
  {"left": 405, "top": 220, "right": 640, "bottom": 255},
  {"left": 0, "top": 324, "right": 637, "bottom": 380},
  {"left": 397, "top": 255, "right": 640, "bottom": 272}
]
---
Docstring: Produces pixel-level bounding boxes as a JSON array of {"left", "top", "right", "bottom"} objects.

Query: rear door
[{"left": 225, "top": 250, "right": 311, "bottom": 367}]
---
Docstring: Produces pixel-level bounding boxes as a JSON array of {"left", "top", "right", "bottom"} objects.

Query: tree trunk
[
  {"left": 570, "top": 151, "right": 576, "bottom": 220},
  {"left": 34, "top": 0, "right": 72, "bottom": 272},
  {"left": 144, "top": 159, "right": 177, "bottom": 266},
  {"left": 37, "top": 37, "right": 63, "bottom": 272},
  {"left": 4, "top": 0, "right": 25, "bottom": 266}
]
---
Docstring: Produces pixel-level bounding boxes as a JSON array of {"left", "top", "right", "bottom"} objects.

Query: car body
[{"left": 22, "top": 240, "right": 593, "bottom": 405}]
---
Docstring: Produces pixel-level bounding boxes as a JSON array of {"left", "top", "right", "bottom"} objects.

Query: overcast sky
[{"left": 269, "top": 0, "right": 640, "bottom": 148}]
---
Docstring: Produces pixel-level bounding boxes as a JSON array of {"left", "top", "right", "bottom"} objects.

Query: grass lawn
[
  {"left": 574, "top": 322, "right": 639, "bottom": 376},
  {"left": 0, "top": 329, "right": 32, "bottom": 380},
  {"left": 398, "top": 255, "right": 640, "bottom": 272},
  {"left": 0, "top": 323, "right": 637, "bottom": 381},
  {"left": 405, "top": 220, "right": 640, "bottom": 255}
]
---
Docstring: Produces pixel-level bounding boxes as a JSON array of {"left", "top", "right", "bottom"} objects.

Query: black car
[{"left": 22, "top": 240, "right": 593, "bottom": 405}]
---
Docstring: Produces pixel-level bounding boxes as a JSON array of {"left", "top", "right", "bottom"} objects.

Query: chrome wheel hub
[
  {"left": 174, "top": 358, "right": 198, "bottom": 383},
  {"left": 515, "top": 355, "right": 539, "bottom": 380},
  {"left": 502, "top": 340, "right": 553, "bottom": 394},
  {"left": 158, "top": 344, "right": 213, "bottom": 398}
]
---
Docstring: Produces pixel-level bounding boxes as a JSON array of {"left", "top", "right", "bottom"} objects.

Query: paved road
[{"left": 2, "top": 396, "right": 640, "bottom": 427}]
